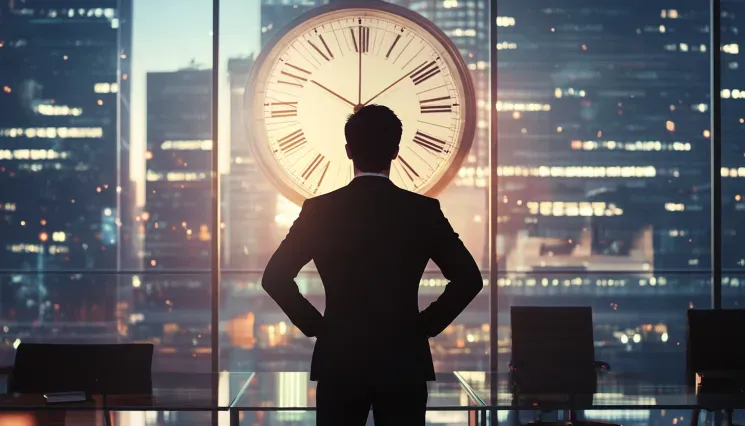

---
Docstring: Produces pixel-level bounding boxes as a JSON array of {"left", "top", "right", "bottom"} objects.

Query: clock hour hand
[
  {"left": 362, "top": 61, "right": 428, "bottom": 106},
  {"left": 310, "top": 80, "right": 356, "bottom": 108}
]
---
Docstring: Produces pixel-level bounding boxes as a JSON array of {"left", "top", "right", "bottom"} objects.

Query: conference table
[
  {"left": 0, "top": 372, "right": 744, "bottom": 425},
  {"left": 456, "top": 371, "right": 745, "bottom": 426},
  {"left": 0, "top": 372, "right": 482, "bottom": 425}
]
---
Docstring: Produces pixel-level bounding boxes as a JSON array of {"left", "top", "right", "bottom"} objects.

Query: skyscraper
[
  {"left": 721, "top": 1, "right": 745, "bottom": 274},
  {"left": 224, "top": 56, "right": 279, "bottom": 270},
  {"left": 0, "top": 1, "right": 132, "bottom": 330},
  {"left": 260, "top": 0, "right": 327, "bottom": 48},
  {"left": 144, "top": 68, "right": 212, "bottom": 271},
  {"left": 493, "top": 2, "right": 713, "bottom": 376},
  {"left": 496, "top": 2, "right": 711, "bottom": 273},
  {"left": 136, "top": 68, "right": 213, "bottom": 368}
]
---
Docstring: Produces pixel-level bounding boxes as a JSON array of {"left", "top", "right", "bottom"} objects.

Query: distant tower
[
  {"left": 260, "top": 0, "right": 328, "bottom": 48},
  {"left": 0, "top": 1, "right": 133, "bottom": 328},
  {"left": 145, "top": 68, "right": 212, "bottom": 270},
  {"left": 224, "top": 57, "right": 278, "bottom": 269}
]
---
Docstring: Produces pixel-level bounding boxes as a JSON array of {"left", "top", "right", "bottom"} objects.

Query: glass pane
[
  {"left": 220, "top": 0, "right": 491, "bottom": 372},
  {"left": 0, "top": 2, "right": 130, "bottom": 272},
  {"left": 0, "top": 0, "right": 213, "bottom": 372},
  {"left": 0, "top": 272, "right": 212, "bottom": 371},
  {"left": 130, "top": 0, "right": 215, "bottom": 373},
  {"left": 721, "top": 0, "right": 745, "bottom": 306},
  {"left": 231, "top": 372, "right": 481, "bottom": 426},
  {"left": 496, "top": 0, "right": 712, "bottom": 382}
]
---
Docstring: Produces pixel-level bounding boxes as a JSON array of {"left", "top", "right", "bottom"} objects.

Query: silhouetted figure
[{"left": 263, "top": 105, "right": 483, "bottom": 426}]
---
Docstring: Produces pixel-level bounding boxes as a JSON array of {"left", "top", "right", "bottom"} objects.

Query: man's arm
[
  {"left": 419, "top": 199, "right": 484, "bottom": 337},
  {"left": 262, "top": 198, "right": 324, "bottom": 337}
]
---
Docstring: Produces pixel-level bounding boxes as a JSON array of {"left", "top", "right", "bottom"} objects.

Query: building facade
[
  {"left": 135, "top": 69, "right": 213, "bottom": 368},
  {"left": 144, "top": 69, "right": 212, "bottom": 271},
  {"left": 0, "top": 1, "right": 132, "bottom": 337},
  {"left": 492, "top": 1, "right": 714, "bottom": 377},
  {"left": 495, "top": 2, "right": 711, "bottom": 273},
  {"left": 721, "top": 0, "right": 745, "bottom": 277}
]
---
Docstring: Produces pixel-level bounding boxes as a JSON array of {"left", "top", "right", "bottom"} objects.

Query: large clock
[{"left": 245, "top": 0, "right": 476, "bottom": 205}]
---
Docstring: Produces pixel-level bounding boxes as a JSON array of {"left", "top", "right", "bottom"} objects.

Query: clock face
[{"left": 246, "top": 3, "right": 475, "bottom": 204}]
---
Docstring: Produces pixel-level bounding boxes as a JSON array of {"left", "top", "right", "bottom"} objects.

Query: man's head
[{"left": 344, "top": 105, "right": 402, "bottom": 173}]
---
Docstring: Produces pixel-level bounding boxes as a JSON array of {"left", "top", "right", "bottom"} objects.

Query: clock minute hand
[
  {"left": 310, "top": 80, "right": 356, "bottom": 108},
  {"left": 358, "top": 26, "right": 363, "bottom": 105},
  {"left": 362, "top": 61, "right": 428, "bottom": 106}
]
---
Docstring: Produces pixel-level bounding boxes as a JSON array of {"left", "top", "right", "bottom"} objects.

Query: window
[
  {"left": 0, "top": 0, "right": 738, "bottom": 406},
  {"left": 219, "top": 0, "right": 491, "bottom": 374},
  {"left": 496, "top": 0, "right": 711, "bottom": 379}
]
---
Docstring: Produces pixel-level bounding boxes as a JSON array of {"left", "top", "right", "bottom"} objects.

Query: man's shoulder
[
  {"left": 304, "top": 185, "right": 346, "bottom": 205},
  {"left": 305, "top": 183, "right": 439, "bottom": 213},
  {"left": 395, "top": 187, "right": 440, "bottom": 209}
]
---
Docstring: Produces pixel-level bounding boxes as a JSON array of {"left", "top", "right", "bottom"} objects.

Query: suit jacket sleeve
[
  {"left": 262, "top": 198, "right": 324, "bottom": 337},
  {"left": 419, "top": 199, "right": 484, "bottom": 337}
]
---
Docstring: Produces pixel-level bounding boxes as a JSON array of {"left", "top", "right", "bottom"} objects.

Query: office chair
[
  {"left": 509, "top": 306, "right": 617, "bottom": 426},
  {"left": 687, "top": 309, "right": 745, "bottom": 426},
  {"left": 9, "top": 343, "right": 154, "bottom": 426}
]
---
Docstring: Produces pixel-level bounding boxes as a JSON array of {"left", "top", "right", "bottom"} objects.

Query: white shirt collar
[{"left": 354, "top": 172, "right": 389, "bottom": 180}]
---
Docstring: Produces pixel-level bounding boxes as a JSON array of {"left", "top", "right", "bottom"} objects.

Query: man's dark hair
[{"left": 345, "top": 105, "right": 402, "bottom": 172}]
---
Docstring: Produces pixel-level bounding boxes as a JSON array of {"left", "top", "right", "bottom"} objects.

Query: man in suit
[{"left": 263, "top": 105, "right": 483, "bottom": 425}]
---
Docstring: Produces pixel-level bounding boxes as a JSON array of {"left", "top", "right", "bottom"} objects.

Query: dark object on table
[
  {"left": 10, "top": 343, "right": 153, "bottom": 395},
  {"left": 509, "top": 306, "right": 616, "bottom": 426},
  {"left": 44, "top": 391, "right": 88, "bottom": 403},
  {"left": 687, "top": 309, "right": 745, "bottom": 389},
  {"left": 687, "top": 309, "right": 745, "bottom": 426}
]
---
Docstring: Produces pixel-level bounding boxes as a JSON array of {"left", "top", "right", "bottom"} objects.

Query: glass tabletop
[
  {"left": 455, "top": 371, "right": 745, "bottom": 410},
  {"left": 0, "top": 372, "right": 254, "bottom": 411},
  {"left": 231, "top": 372, "right": 485, "bottom": 411}
]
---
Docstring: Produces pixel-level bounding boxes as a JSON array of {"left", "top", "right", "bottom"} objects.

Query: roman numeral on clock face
[
  {"left": 315, "top": 160, "right": 330, "bottom": 193},
  {"left": 277, "top": 129, "right": 307, "bottom": 153},
  {"left": 397, "top": 155, "right": 420, "bottom": 180},
  {"left": 318, "top": 35, "right": 334, "bottom": 59},
  {"left": 419, "top": 96, "right": 452, "bottom": 114},
  {"left": 413, "top": 131, "right": 448, "bottom": 154},
  {"left": 360, "top": 26, "right": 370, "bottom": 53},
  {"left": 278, "top": 63, "right": 311, "bottom": 88},
  {"left": 410, "top": 61, "right": 440, "bottom": 85},
  {"left": 285, "top": 63, "right": 312, "bottom": 75},
  {"left": 351, "top": 26, "right": 371, "bottom": 53},
  {"left": 271, "top": 109, "right": 297, "bottom": 118},
  {"left": 269, "top": 101, "right": 298, "bottom": 118},
  {"left": 302, "top": 153, "right": 326, "bottom": 181},
  {"left": 350, "top": 28, "right": 358, "bottom": 53},
  {"left": 386, "top": 34, "right": 401, "bottom": 58},
  {"left": 280, "top": 70, "right": 308, "bottom": 82},
  {"left": 308, "top": 39, "right": 331, "bottom": 62}
]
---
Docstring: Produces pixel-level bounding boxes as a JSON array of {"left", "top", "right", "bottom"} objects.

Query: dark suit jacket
[{"left": 262, "top": 176, "right": 483, "bottom": 382}]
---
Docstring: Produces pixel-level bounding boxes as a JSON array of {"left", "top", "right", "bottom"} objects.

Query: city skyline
[{"left": 3, "top": 2, "right": 745, "bottom": 417}]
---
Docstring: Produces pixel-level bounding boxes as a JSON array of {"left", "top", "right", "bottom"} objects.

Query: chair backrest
[
  {"left": 687, "top": 309, "right": 745, "bottom": 386},
  {"left": 510, "top": 306, "right": 596, "bottom": 393},
  {"left": 11, "top": 343, "right": 153, "bottom": 394}
]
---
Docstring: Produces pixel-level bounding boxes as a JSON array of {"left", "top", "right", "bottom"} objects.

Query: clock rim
[{"left": 244, "top": 0, "right": 477, "bottom": 206}]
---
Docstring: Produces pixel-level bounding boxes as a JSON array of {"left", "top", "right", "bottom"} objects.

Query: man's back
[
  {"left": 262, "top": 105, "right": 482, "bottom": 425},
  {"left": 262, "top": 175, "right": 483, "bottom": 383}
]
